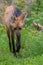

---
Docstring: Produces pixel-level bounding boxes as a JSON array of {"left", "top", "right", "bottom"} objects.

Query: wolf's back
[{"left": 3, "top": 5, "right": 22, "bottom": 27}]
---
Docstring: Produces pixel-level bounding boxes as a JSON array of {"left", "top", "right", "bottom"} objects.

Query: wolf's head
[{"left": 10, "top": 12, "right": 27, "bottom": 30}]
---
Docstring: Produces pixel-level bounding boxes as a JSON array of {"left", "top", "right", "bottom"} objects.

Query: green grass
[{"left": 0, "top": 25, "right": 43, "bottom": 65}]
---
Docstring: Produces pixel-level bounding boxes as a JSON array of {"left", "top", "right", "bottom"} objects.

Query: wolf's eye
[
  {"left": 14, "top": 27, "right": 17, "bottom": 30},
  {"left": 14, "top": 27, "right": 22, "bottom": 30},
  {"left": 19, "top": 27, "right": 22, "bottom": 30}
]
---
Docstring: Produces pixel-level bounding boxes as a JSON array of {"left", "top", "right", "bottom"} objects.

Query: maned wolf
[{"left": 3, "top": 5, "right": 27, "bottom": 55}]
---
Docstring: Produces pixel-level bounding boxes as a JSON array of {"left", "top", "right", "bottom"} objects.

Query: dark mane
[{"left": 14, "top": 7, "right": 22, "bottom": 17}]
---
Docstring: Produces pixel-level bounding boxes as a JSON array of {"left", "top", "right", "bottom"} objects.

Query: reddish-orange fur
[{"left": 3, "top": 5, "right": 27, "bottom": 56}]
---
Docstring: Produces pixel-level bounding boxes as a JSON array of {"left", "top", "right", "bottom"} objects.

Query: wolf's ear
[
  {"left": 14, "top": 16, "right": 17, "bottom": 20},
  {"left": 19, "top": 12, "right": 27, "bottom": 20}
]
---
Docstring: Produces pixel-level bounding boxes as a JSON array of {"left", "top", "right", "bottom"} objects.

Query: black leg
[
  {"left": 8, "top": 35, "right": 12, "bottom": 52},
  {"left": 16, "top": 33, "right": 21, "bottom": 53},
  {"left": 6, "top": 28, "right": 12, "bottom": 52},
  {"left": 11, "top": 31, "right": 16, "bottom": 55}
]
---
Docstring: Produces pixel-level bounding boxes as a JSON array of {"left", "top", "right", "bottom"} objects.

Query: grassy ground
[{"left": 0, "top": 24, "right": 43, "bottom": 65}]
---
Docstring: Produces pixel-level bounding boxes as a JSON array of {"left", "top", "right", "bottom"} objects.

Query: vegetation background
[{"left": 0, "top": 0, "right": 43, "bottom": 65}]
